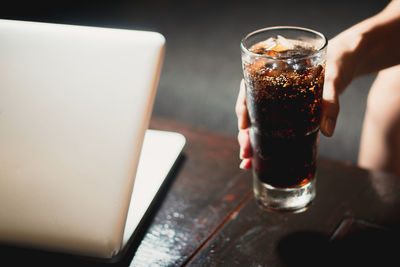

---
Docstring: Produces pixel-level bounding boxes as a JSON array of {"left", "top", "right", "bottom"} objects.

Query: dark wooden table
[
  {"left": 3, "top": 117, "right": 400, "bottom": 266},
  {"left": 133, "top": 117, "right": 400, "bottom": 267}
]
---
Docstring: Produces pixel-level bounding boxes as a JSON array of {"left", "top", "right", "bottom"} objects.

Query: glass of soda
[{"left": 240, "top": 26, "right": 327, "bottom": 212}]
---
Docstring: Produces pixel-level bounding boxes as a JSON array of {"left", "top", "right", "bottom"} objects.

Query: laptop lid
[{"left": 0, "top": 19, "right": 165, "bottom": 258}]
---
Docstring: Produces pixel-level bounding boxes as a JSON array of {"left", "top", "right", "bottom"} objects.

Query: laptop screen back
[{"left": 0, "top": 19, "right": 165, "bottom": 258}]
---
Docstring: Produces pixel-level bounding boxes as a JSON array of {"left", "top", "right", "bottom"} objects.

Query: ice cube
[
  {"left": 258, "top": 37, "right": 278, "bottom": 50},
  {"left": 253, "top": 35, "right": 293, "bottom": 57},
  {"left": 275, "top": 49, "right": 312, "bottom": 58},
  {"left": 249, "top": 35, "right": 316, "bottom": 58},
  {"left": 249, "top": 37, "right": 277, "bottom": 54},
  {"left": 276, "top": 35, "right": 295, "bottom": 50}
]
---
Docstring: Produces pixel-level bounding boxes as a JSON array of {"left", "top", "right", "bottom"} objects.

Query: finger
[
  {"left": 235, "top": 79, "right": 250, "bottom": 130},
  {"left": 239, "top": 158, "right": 252, "bottom": 170},
  {"left": 237, "top": 128, "right": 252, "bottom": 159},
  {"left": 321, "top": 77, "right": 340, "bottom": 137}
]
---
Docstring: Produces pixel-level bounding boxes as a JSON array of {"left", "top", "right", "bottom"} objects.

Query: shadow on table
[{"left": 277, "top": 218, "right": 400, "bottom": 267}]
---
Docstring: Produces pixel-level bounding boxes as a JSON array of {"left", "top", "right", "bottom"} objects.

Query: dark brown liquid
[{"left": 244, "top": 51, "right": 324, "bottom": 188}]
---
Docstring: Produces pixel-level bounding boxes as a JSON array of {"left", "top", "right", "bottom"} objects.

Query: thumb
[{"left": 321, "top": 80, "right": 339, "bottom": 137}]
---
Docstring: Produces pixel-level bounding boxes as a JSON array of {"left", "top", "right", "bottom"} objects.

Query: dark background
[{"left": 0, "top": 0, "right": 390, "bottom": 164}]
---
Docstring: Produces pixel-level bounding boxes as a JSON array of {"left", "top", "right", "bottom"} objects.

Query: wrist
[
  {"left": 346, "top": 20, "right": 373, "bottom": 78},
  {"left": 351, "top": 3, "right": 400, "bottom": 76}
]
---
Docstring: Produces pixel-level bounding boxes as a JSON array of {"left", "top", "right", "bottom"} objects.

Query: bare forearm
[{"left": 353, "top": 0, "right": 400, "bottom": 76}]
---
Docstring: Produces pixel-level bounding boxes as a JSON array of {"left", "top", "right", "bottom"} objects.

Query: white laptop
[{"left": 0, "top": 19, "right": 185, "bottom": 259}]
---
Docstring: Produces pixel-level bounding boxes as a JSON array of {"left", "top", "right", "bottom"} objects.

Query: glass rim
[{"left": 240, "top": 26, "right": 328, "bottom": 60}]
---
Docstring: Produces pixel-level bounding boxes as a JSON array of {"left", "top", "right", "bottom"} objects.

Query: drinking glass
[{"left": 241, "top": 26, "right": 327, "bottom": 212}]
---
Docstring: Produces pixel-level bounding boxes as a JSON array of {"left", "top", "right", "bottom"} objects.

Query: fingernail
[
  {"left": 324, "top": 118, "right": 335, "bottom": 136},
  {"left": 239, "top": 147, "right": 244, "bottom": 159},
  {"left": 239, "top": 160, "right": 246, "bottom": 169}
]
